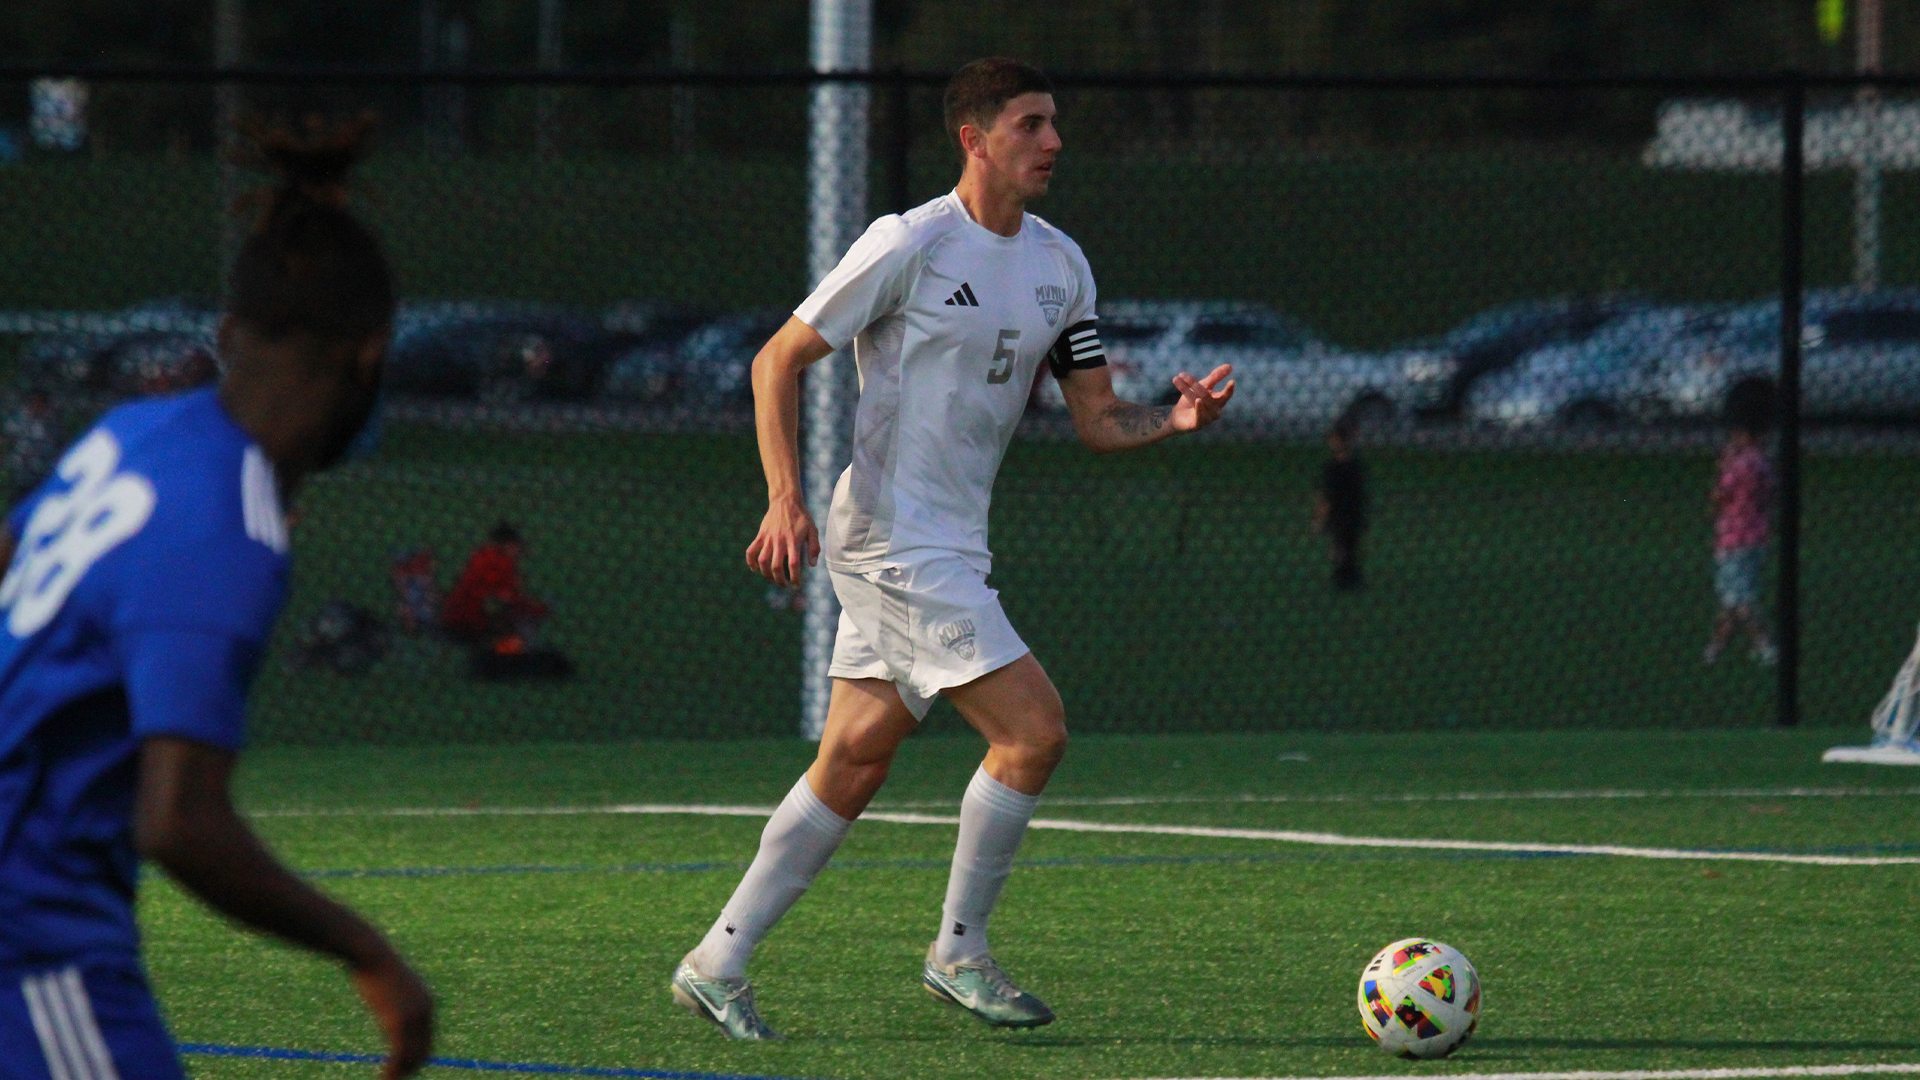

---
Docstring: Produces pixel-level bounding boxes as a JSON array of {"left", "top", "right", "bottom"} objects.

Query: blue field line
[
  {"left": 300, "top": 846, "right": 1578, "bottom": 881},
  {"left": 302, "top": 859, "right": 747, "bottom": 879},
  {"left": 178, "top": 1043, "right": 822, "bottom": 1080}
]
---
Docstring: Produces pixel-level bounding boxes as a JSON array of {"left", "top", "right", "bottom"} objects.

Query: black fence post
[
  {"left": 889, "top": 71, "right": 912, "bottom": 214},
  {"left": 1776, "top": 73, "right": 1805, "bottom": 728}
]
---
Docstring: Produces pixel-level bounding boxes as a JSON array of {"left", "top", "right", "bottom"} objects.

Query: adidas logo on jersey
[{"left": 943, "top": 282, "right": 981, "bottom": 307}]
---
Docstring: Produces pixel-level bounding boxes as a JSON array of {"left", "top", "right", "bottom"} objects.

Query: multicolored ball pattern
[{"left": 1356, "top": 937, "right": 1481, "bottom": 1059}]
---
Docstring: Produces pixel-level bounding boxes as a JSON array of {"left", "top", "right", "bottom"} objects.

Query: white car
[
  {"left": 1650, "top": 289, "right": 1920, "bottom": 422},
  {"left": 1462, "top": 306, "right": 1725, "bottom": 428},
  {"left": 1388, "top": 297, "right": 1650, "bottom": 418},
  {"left": 1034, "top": 300, "right": 1410, "bottom": 431}
]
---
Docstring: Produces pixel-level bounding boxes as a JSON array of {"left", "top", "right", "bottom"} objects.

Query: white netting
[{"left": 1868, "top": 622, "right": 1920, "bottom": 748}]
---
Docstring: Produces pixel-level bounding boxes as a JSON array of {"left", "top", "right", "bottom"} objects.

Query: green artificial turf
[
  {"left": 8, "top": 147, "right": 1919, "bottom": 747},
  {"left": 147, "top": 727, "right": 1919, "bottom": 1080},
  {"left": 242, "top": 422, "right": 1919, "bottom": 744}
]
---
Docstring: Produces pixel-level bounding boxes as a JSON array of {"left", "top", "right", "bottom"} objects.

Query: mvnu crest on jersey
[{"left": 1034, "top": 285, "right": 1067, "bottom": 327}]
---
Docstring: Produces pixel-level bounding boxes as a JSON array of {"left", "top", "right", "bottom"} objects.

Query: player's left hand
[
  {"left": 350, "top": 949, "right": 435, "bottom": 1080},
  {"left": 1169, "top": 364, "right": 1235, "bottom": 432}
]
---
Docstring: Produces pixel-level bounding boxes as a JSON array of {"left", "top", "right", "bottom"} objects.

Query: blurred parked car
[
  {"left": 1229, "top": 343, "right": 1416, "bottom": 430},
  {"left": 1104, "top": 301, "right": 1327, "bottom": 412},
  {"left": 386, "top": 302, "right": 624, "bottom": 403},
  {"left": 19, "top": 329, "right": 217, "bottom": 398},
  {"left": 654, "top": 308, "right": 788, "bottom": 415},
  {"left": 19, "top": 332, "right": 118, "bottom": 392},
  {"left": 1462, "top": 305, "right": 1726, "bottom": 428},
  {"left": 111, "top": 333, "right": 218, "bottom": 396},
  {"left": 598, "top": 304, "right": 723, "bottom": 406},
  {"left": 112, "top": 296, "right": 218, "bottom": 334},
  {"left": 1032, "top": 300, "right": 1409, "bottom": 429},
  {"left": 1391, "top": 296, "right": 1650, "bottom": 419},
  {"left": 1650, "top": 289, "right": 1920, "bottom": 423}
]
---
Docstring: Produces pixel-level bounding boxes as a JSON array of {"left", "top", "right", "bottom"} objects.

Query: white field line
[
  {"left": 1122, "top": 1066, "right": 1920, "bottom": 1080},
  {"left": 250, "top": 803, "right": 1920, "bottom": 866},
  {"left": 881, "top": 786, "right": 1920, "bottom": 808},
  {"left": 247, "top": 785, "right": 1920, "bottom": 821},
  {"left": 250, "top": 803, "right": 778, "bottom": 819}
]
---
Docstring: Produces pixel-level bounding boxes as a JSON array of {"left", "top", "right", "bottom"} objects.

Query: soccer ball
[{"left": 1356, "top": 938, "right": 1481, "bottom": 1059}]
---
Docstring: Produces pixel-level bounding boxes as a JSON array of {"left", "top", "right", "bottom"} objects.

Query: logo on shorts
[
  {"left": 938, "top": 619, "right": 978, "bottom": 661},
  {"left": 1035, "top": 285, "right": 1067, "bottom": 327}
]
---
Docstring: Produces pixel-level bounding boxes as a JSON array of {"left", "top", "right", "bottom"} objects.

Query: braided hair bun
[{"left": 226, "top": 114, "right": 395, "bottom": 342}]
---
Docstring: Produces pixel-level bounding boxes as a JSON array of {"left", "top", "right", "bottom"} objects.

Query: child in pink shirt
[{"left": 1705, "top": 418, "right": 1776, "bottom": 664}]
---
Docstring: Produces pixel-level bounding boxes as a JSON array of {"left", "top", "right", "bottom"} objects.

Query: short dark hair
[
  {"left": 489, "top": 521, "right": 523, "bottom": 545},
  {"left": 943, "top": 58, "right": 1053, "bottom": 154},
  {"left": 226, "top": 114, "right": 396, "bottom": 343}
]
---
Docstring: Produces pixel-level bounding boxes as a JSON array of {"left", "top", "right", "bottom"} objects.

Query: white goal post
[{"left": 1823, "top": 620, "right": 1920, "bottom": 764}]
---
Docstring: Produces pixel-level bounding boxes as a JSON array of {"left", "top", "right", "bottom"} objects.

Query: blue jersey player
[{"left": 0, "top": 119, "right": 433, "bottom": 1080}]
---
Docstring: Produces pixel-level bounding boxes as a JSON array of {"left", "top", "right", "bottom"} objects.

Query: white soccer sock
[
  {"left": 934, "top": 765, "right": 1041, "bottom": 967},
  {"left": 690, "top": 773, "right": 852, "bottom": 980}
]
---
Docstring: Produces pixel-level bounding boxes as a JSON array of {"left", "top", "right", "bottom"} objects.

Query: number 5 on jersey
[{"left": 988, "top": 329, "right": 1020, "bottom": 385}]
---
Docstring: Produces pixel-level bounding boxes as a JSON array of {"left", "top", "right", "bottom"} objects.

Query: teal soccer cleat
[
  {"left": 922, "top": 945, "right": 1056, "bottom": 1028},
  {"left": 670, "top": 958, "right": 782, "bottom": 1040}
]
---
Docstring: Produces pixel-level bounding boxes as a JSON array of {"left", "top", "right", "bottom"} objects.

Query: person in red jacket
[{"left": 440, "top": 522, "right": 550, "bottom": 649}]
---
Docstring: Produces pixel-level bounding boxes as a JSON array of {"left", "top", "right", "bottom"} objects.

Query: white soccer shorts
[{"left": 827, "top": 558, "right": 1029, "bottom": 720}]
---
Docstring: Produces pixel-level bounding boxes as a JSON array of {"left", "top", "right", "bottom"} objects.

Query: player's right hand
[
  {"left": 349, "top": 949, "right": 435, "bottom": 1080},
  {"left": 747, "top": 497, "right": 820, "bottom": 587}
]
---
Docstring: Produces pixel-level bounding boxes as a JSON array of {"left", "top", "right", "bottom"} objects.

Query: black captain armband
[{"left": 1046, "top": 319, "right": 1107, "bottom": 379}]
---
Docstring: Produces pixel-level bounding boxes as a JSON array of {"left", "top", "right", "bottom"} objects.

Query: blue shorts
[
  {"left": 0, "top": 958, "right": 182, "bottom": 1080},
  {"left": 1714, "top": 545, "right": 1767, "bottom": 610}
]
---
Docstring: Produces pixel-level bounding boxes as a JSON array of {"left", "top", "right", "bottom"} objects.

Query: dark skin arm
[{"left": 137, "top": 736, "right": 434, "bottom": 1080}]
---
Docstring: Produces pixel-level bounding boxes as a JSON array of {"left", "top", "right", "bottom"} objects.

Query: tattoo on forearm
[{"left": 1106, "top": 403, "right": 1172, "bottom": 437}]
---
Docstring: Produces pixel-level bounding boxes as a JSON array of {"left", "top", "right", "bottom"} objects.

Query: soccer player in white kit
[{"left": 671, "top": 57, "right": 1235, "bottom": 1038}]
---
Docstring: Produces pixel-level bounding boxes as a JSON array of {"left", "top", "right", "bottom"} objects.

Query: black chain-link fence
[{"left": 2, "top": 68, "right": 1916, "bottom": 742}]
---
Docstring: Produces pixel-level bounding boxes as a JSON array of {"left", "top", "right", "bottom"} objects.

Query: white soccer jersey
[{"left": 795, "top": 191, "right": 1106, "bottom": 575}]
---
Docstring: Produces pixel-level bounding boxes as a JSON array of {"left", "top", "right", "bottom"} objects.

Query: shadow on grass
[
  {"left": 795, "top": 1032, "right": 1920, "bottom": 1055},
  {"left": 805, "top": 1033, "right": 1360, "bottom": 1051},
  {"left": 1464, "top": 1037, "right": 1920, "bottom": 1053}
]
